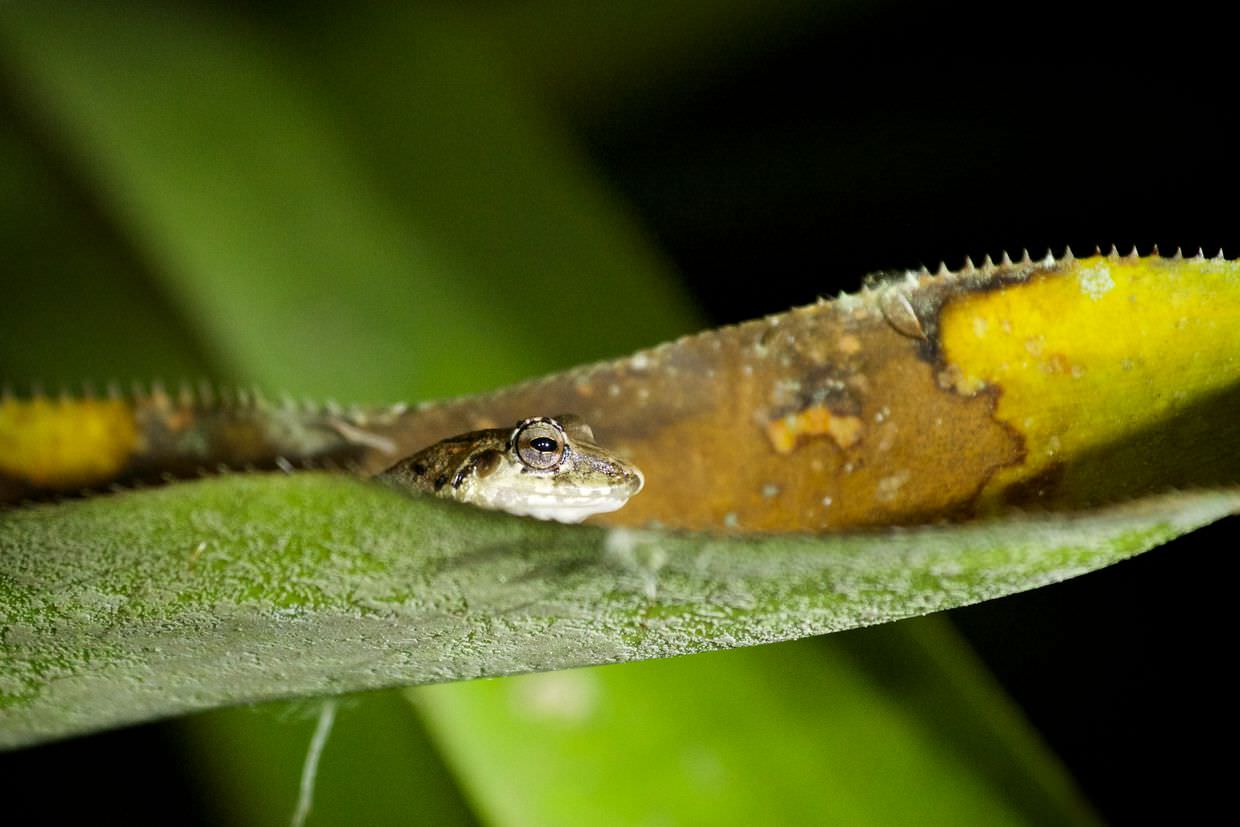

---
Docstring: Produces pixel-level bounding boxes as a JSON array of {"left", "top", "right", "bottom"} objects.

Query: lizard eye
[{"left": 514, "top": 420, "right": 567, "bottom": 470}]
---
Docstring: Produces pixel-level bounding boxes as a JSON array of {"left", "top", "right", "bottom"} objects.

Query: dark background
[{"left": 3, "top": 1, "right": 1236, "bottom": 823}]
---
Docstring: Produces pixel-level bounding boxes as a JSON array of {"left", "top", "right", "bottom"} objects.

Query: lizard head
[
  {"left": 380, "top": 414, "right": 644, "bottom": 523},
  {"left": 461, "top": 414, "right": 644, "bottom": 523}
]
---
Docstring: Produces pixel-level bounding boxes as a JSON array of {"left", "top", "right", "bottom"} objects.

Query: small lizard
[
  {"left": 376, "top": 414, "right": 643, "bottom": 523},
  {"left": 0, "top": 390, "right": 643, "bottom": 519}
]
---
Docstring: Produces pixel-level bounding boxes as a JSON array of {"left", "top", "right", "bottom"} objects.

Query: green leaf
[
  {"left": 0, "top": 2, "right": 696, "bottom": 402},
  {"left": 3, "top": 474, "right": 1233, "bottom": 749},
  {"left": 416, "top": 634, "right": 1051, "bottom": 825},
  {"left": 0, "top": 112, "right": 212, "bottom": 386},
  {"left": 423, "top": 614, "right": 1106, "bottom": 824},
  {"left": 183, "top": 693, "right": 476, "bottom": 827}
]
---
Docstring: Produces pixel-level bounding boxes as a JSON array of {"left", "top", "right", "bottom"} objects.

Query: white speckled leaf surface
[{"left": 3, "top": 476, "right": 1235, "bottom": 748}]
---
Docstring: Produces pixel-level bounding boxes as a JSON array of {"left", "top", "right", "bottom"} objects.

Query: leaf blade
[{"left": 3, "top": 474, "right": 1234, "bottom": 749}]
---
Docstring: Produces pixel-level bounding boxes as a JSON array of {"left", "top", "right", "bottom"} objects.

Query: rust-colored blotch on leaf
[
  {"left": 388, "top": 251, "right": 1239, "bottom": 531},
  {"left": 4, "top": 252, "right": 1238, "bottom": 532}
]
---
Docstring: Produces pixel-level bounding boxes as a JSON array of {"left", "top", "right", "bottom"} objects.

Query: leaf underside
[{"left": 2, "top": 474, "right": 1234, "bottom": 748}]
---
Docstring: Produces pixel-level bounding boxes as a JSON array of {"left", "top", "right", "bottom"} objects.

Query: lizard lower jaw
[
  {"left": 475, "top": 488, "right": 635, "bottom": 523},
  {"left": 509, "top": 497, "right": 631, "bottom": 523}
]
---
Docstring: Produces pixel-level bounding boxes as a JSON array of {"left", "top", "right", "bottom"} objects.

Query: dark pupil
[{"left": 530, "top": 436, "right": 558, "bottom": 453}]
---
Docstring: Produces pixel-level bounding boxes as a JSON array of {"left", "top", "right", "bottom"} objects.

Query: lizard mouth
[
  {"left": 506, "top": 494, "right": 633, "bottom": 523},
  {"left": 481, "top": 474, "right": 642, "bottom": 524}
]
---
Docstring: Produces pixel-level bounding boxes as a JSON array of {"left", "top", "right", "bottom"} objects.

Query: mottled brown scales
[
  {"left": 377, "top": 415, "right": 643, "bottom": 523},
  {"left": 382, "top": 427, "right": 496, "bottom": 495}
]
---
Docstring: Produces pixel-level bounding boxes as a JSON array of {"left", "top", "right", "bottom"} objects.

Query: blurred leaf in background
[{"left": 1, "top": 1, "right": 1236, "bottom": 825}]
